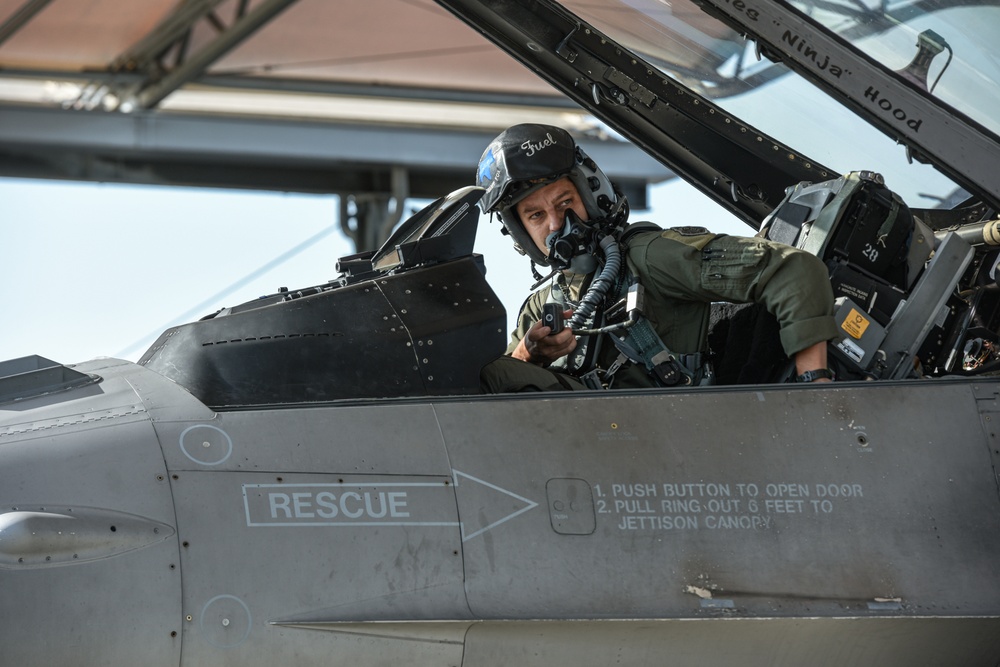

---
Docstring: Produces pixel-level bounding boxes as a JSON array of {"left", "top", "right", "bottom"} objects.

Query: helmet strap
[
  {"left": 529, "top": 261, "right": 561, "bottom": 290},
  {"left": 530, "top": 261, "right": 544, "bottom": 283}
]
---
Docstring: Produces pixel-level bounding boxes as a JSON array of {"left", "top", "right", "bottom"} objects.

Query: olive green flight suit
[{"left": 481, "top": 226, "right": 838, "bottom": 393}]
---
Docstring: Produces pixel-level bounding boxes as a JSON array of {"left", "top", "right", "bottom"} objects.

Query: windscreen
[{"left": 563, "top": 0, "right": 1000, "bottom": 209}]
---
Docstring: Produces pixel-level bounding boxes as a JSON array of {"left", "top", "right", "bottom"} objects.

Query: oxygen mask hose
[{"left": 568, "top": 235, "right": 621, "bottom": 330}]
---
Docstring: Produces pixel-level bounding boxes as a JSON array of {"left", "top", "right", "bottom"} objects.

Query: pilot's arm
[
  {"left": 636, "top": 230, "right": 839, "bottom": 377},
  {"left": 793, "top": 341, "right": 832, "bottom": 382}
]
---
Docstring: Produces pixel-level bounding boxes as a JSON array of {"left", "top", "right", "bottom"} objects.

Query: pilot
[{"left": 476, "top": 123, "right": 839, "bottom": 392}]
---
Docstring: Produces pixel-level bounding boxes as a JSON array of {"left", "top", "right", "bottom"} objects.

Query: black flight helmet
[{"left": 476, "top": 124, "right": 628, "bottom": 266}]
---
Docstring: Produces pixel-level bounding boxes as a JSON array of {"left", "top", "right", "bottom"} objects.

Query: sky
[{"left": 0, "top": 175, "right": 749, "bottom": 366}]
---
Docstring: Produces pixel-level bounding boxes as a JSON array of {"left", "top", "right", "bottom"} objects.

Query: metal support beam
[
  {"left": 73, "top": 0, "right": 299, "bottom": 111},
  {"left": 0, "top": 103, "right": 668, "bottom": 254},
  {"left": 339, "top": 167, "right": 412, "bottom": 253},
  {"left": 0, "top": 0, "right": 54, "bottom": 47},
  {"left": 0, "top": 104, "right": 671, "bottom": 195},
  {"left": 132, "top": 0, "right": 300, "bottom": 110},
  {"left": 110, "top": 0, "right": 229, "bottom": 74}
]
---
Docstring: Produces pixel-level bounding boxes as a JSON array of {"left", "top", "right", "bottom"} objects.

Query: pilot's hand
[{"left": 512, "top": 309, "right": 576, "bottom": 366}]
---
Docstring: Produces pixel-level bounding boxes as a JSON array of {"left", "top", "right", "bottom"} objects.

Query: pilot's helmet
[{"left": 475, "top": 123, "right": 627, "bottom": 266}]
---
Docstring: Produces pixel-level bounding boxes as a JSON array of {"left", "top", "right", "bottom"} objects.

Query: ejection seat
[{"left": 140, "top": 187, "right": 507, "bottom": 408}]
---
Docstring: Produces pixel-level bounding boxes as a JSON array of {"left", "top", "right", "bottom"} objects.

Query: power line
[{"left": 115, "top": 222, "right": 340, "bottom": 360}]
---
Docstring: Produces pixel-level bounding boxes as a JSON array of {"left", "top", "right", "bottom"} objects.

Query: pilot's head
[{"left": 475, "top": 123, "right": 627, "bottom": 267}]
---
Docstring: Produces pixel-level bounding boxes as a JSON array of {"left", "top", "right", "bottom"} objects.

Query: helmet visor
[{"left": 477, "top": 124, "right": 578, "bottom": 213}]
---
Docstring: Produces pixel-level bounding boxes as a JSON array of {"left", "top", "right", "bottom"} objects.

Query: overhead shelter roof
[{"left": 0, "top": 0, "right": 673, "bottom": 207}]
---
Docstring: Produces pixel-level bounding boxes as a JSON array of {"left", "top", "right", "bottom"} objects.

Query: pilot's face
[{"left": 515, "top": 178, "right": 589, "bottom": 254}]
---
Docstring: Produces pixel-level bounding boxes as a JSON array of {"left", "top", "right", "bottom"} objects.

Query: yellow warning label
[{"left": 842, "top": 309, "right": 870, "bottom": 339}]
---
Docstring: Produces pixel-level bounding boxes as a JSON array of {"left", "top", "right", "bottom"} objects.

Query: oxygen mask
[{"left": 545, "top": 210, "right": 599, "bottom": 274}]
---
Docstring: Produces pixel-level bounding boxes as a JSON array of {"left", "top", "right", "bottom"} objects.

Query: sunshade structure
[{"left": 0, "top": 0, "right": 673, "bottom": 250}]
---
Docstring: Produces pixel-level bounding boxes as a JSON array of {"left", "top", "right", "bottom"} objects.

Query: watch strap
[{"left": 795, "top": 368, "right": 835, "bottom": 383}]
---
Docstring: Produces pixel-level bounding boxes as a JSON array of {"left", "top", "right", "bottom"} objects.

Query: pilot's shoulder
[
  {"left": 629, "top": 223, "right": 717, "bottom": 251},
  {"left": 521, "top": 284, "right": 552, "bottom": 314}
]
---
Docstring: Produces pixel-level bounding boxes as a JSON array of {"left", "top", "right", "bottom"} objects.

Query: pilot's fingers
[
  {"left": 526, "top": 314, "right": 573, "bottom": 340},
  {"left": 530, "top": 325, "right": 576, "bottom": 359},
  {"left": 524, "top": 321, "right": 575, "bottom": 362},
  {"left": 525, "top": 318, "right": 553, "bottom": 342},
  {"left": 546, "top": 333, "right": 577, "bottom": 358},
  {"left": 546, "top": 325, "right": 575, "bottom": 346}
]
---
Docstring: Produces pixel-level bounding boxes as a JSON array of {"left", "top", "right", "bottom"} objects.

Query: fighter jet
[{"left": 2, "top": 1, "right": 1000, "bottom": 665}]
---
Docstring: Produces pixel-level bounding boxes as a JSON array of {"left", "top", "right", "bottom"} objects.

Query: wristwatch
[{"left": 795, "top": 368, "right": 835, "bottom": 383}]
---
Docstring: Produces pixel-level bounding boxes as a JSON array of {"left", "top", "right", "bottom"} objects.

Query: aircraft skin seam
[
  {"left": 429, "top": 402, "right": 476, "bottom": 624},
  {"left": 0, "top": 405, "right": 148, "bottom": 437}
]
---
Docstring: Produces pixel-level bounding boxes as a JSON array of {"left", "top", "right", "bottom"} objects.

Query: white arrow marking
[
  {"left": 452, "top": 469, "right": 539, "bottom": 542},
  {"left": 241, "top": 471, "right": 538, "bottom": 542}
]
